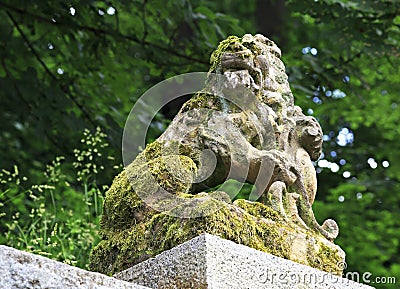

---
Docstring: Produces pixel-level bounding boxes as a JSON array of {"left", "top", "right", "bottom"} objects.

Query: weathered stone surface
[
  {"left": 0, "top": 245, "right": 150, "bottom": 289},
  {"left": 90, "top": 34, "right": 345, "bottom": 275},
  {"left": 115, "top": 233, "right": 373, "bottom": 289}
]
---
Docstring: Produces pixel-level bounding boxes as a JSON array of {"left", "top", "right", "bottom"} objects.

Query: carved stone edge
[{"left": 0, "top": 245, "right": 150, "bottom": 289}]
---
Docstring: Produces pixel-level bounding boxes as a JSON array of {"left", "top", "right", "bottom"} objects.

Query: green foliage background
[{"left": 0, "top": 0, "right": 399, "bottom": 287}]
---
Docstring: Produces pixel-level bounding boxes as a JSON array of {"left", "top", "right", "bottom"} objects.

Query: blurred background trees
[{"left": 0, "top": 0, "right": 399, "bottom": 287}]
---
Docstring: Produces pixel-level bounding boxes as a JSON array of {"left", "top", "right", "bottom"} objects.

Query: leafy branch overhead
[{"left": 0, "top": 0, "right": 242, "bottom": 174}]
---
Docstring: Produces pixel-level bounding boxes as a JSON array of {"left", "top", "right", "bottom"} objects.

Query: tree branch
[
  {"left": 0, "top": 2, "right": 209, "bottom": 65},
  {"left": 6, "top": 12, "right": 57, "bottom": 80},
  {"left": 6, "top": 11, "right": 98, "bottom": 129},
  {"left": 1, "top": 57, "right": 73, "bottom": 153}
]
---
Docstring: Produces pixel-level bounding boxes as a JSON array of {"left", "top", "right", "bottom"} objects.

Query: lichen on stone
[
  {"left": 91, "top": 195, "right": 297, "bottom": 275},
  {"left": 307, "top": 238, "right": 344, "bottom": 275},
  {"left": 181, "top": 91, "right": 222, "bottom": 113},
  {"left": 209, "top": 35, "right": 247, "bottom": 73}
]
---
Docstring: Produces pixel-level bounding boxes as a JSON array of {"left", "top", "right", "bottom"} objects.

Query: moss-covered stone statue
[{"left": 89, "top": 34, "right": 345, "bottom": 275}]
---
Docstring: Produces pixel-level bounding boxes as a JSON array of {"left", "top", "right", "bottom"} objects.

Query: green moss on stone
[
  {"left": 233, "top": 199, "right": 281, "bottom": 222},
  {"left": 307, "top": 240, "right": 343, "bottom": 275},
  {"left": 208, "top": 34, "right": 269, "bottom": 74},
  {"left": 99, "top": 141, "right": 198, "bottom": 236},
  {"left": 99, "top": 170, "right": 145, "bottom": 235},
  {"left": 181, "top": 91, "right": 222, "bottom": 113},
  {"left": 144, "top": 140, "right": 163, "bottom": 160},
  {"left": 91, "top": 168, "right": 344, "bottom": 275},
  {"left": 209, "top": 35, "right": 242, "bottom": 73},
  {"left": 91, "top": 195, "right": 318, "bottom": 275}
]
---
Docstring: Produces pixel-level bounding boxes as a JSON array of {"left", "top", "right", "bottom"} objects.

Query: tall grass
[{"left": 0, "top": 128, "right": 119, "bottom": 269}]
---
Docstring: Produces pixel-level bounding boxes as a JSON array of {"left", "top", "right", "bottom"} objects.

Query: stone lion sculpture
[{"left": 90, "top": 34, "right": 344, "bottom": 275}]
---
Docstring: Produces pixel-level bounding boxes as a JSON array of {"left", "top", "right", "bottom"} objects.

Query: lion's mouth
[{"left": 220, "top": 52, "right": 283, "bottom": 94}]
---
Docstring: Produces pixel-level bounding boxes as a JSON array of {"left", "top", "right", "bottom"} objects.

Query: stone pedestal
[
  {"left": 115, "top": 234, "right": 374, "bottom": 289},
  {"left": 0, "top": 245, "right": 149, "bottom": 289},
  {"left": 0, "top": 236, "right": 374, "bottom": 289}
]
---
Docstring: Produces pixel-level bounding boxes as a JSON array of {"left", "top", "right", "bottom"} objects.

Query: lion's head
[{"left": 209, "top": 34, "right": 293, "bottom": 109}]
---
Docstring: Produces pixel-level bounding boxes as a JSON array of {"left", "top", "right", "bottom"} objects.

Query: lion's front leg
[
  {"left": 264, "top": 181, "right": 286, "bottom": 216},
  {"left": 245, "top": 149, "right": 314, "bottom": 227},
  {"left": 247, "top": 149, "right": 296, "bottom": 200},
  {"left": 263, "top": 180, "right": 310, "bottom": 229}
]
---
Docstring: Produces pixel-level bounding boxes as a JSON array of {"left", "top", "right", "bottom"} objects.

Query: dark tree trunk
[{"left": 256, "top": 0, "right": 287, "bottom": 47}]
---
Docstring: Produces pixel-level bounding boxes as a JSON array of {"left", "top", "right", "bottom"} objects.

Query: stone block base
[{"left": 115, "top": 233, "right": 374, "bottom": 289}]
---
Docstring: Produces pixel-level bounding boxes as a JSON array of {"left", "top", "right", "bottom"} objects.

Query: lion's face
[{"left": 212, "top": 34, "right": 293, "bottom": 108}]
